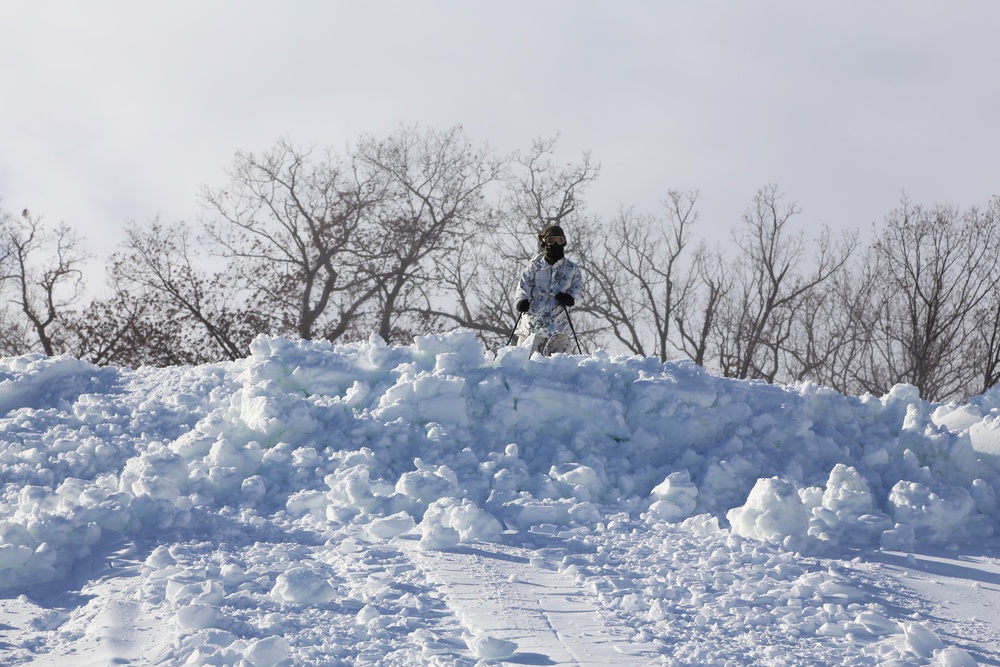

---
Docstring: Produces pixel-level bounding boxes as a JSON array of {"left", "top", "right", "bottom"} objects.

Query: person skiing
[{"left": 512, "top": 224, "right": 584, "bottom": 355}]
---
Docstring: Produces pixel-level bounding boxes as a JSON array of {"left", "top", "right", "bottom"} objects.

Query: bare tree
[
  {"left": 506, "top": 136, "right": 597, "bottom": 233},
  {"left": 112, "top": 219, "right": 259, "bottom": 361},
  {"left": 65, "top": 261, "right": 220, "bottom": 367},
  {"left": 201, "top": 138, "right": 385, "bottom": 343},
  {"left": 0, "top": 310, "right": 31, "bottom": 356},
  {"left": 854, "top": 197, "right": 1000, "bottom": 401},
  {"left": 782, "top": 265, "right": 876, "bottom": 393},
  {"left": 64, "top": 293, "right": 153, "bottom": 366},
  {"left": 674, "top": 243, "right": 731, "bottom": 367},
  {"left": 353, "top": 126, "right": 504, "bottom": 342},
  {"left": 712, "top": 186, "right": 855, "bottom": 381},
  {"left": 585, "top": 191, "right": 699, "bottom": 361},
  {"left": 0, "top": 210, "right": 89, "bottom": 356},
  {"left": 973, "top": 290, "right": 1000, "bottom": 396}
]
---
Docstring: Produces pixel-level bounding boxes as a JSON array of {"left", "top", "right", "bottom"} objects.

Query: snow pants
[{"left": 517, "top": 333, "right": 572, "bottom": 356}]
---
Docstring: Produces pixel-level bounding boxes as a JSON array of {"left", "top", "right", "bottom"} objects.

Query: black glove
[
  {"left": 516, "top": 299, "right": 530, "bottom": 313},
  {"left": 555, "top": 292, "right": 575, "bottom": 307}
]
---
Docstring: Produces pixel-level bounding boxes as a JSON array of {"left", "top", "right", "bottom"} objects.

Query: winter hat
[{"left": 537, "top": 225, "right": 566, "bottom": 247}]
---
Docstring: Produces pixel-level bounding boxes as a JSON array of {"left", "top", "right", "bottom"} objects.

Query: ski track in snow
[
  {"left": 4, "top": 517, "right": 1000, "bottom": 667},
  {"left": 400, "top": 532, "right": 656, "bottom": 665}
]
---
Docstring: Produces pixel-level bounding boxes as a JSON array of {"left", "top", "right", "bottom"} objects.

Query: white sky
[{"left": 2, "top": 1, "right": 999, "bottom": 259}]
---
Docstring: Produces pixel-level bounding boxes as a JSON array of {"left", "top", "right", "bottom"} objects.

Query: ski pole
[
  {"left": 506, "top": 311, "right": 524, "bottom": 347},
  {"left": 563, "top": 306, "right": 583, "bottom": 354}
]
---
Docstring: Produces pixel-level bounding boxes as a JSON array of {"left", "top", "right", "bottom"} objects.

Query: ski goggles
[{"left": 543, "top": 236, "right": 566, "bottom": 246}]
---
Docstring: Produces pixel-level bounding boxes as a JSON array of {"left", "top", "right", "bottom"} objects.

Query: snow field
[{"left": 1, "top": 330, "right": 999, "bottom": 664}]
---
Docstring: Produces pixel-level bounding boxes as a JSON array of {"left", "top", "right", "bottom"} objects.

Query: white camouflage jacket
[{"left": 514, "top": 254, "right": 585, "bottom": 337}]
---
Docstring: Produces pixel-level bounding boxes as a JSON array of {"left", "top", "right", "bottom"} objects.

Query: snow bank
[
  {"left": 3, "top": 332, "right": 999, "bottom": 588},
  {"left": 2, "top": 331, "right": 999, "bottom": 664}
]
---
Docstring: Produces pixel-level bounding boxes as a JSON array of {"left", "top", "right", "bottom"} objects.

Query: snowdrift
[{"left": 2, "top": 330, "right": 999, "bottom": 664}]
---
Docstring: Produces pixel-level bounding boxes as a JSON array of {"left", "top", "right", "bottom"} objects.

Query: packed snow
[{"left": 2, "top": 330, "right": 1000, "bottom": 666}]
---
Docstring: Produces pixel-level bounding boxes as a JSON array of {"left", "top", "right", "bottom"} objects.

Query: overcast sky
[{"left": 2, "top": 1, "right": 999, "bottom": 259}]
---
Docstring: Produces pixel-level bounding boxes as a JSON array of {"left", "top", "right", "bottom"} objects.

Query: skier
[{"left": 512, "top": 224, "right": 584, "bottom": 355}]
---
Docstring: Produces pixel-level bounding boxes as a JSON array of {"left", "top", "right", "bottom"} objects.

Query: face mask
[{"left": 544, "top": 242, "right": 565, "bottom": 262}]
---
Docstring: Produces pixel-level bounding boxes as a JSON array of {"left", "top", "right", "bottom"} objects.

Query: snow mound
[{"left": 3, "top": 331, "right": 1000, "bottom": 664}]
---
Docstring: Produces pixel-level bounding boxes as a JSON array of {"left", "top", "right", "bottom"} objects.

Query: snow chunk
[
  {"left": 366, "top": 512, "right": 417, "bottom": 540},
  {"left": 727, "top": 477, "right": 808, "bottom": 548},
  {"left": 933, "top": 403, "right": 984, "bottom": 433},
  {"left": 822, "top": 464, "right": 876, "bottom": 520},
  {"left": 809, "top": 464, "right": 892, "bottom": 544},
  {"left": 271, "top": 566, "right": 337, "bottom": 604},
  {"left": 0, "top": 354, "right": 108, "bottom": 416},
  {"left": 245, "top": 636, "right": 291, "bottom": 667},
  {"left": 934, "top": 647, "right": 979, "bottom": 666},
  {"left": 377, "top": 371, "right": 469, "bottom": 426},
  {"left": 549, "top": 463, "right": 603, "bottom": 502},
  {"left": 889, "top": 481, "right": 974, "bottom": 544},
  {"left": 325, "top": 460, "right": 385, "bottom": 517},
  {"left": 421, "top": 497, "right": 502, "bottom": 543},
  {"left": 175, "top": 603, "right": 222, "bottom": 630},
  {"left": 419, "top": 522, "right": 460, "bottom": 551},
  {"left": 395, "top": 460, "right": 461, "bottom": 517},
  {"left": 463, "top": 631, "right": 518, "bottom": 660},
  {"left": 902, "top": 621, "right": 945, "bottom": 658},
  {"left": 645, "top": 470, "right": 699, "bottom": 523},
  {"left": 968, "top": 415, "right": 1000, "bottom": 458}
]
